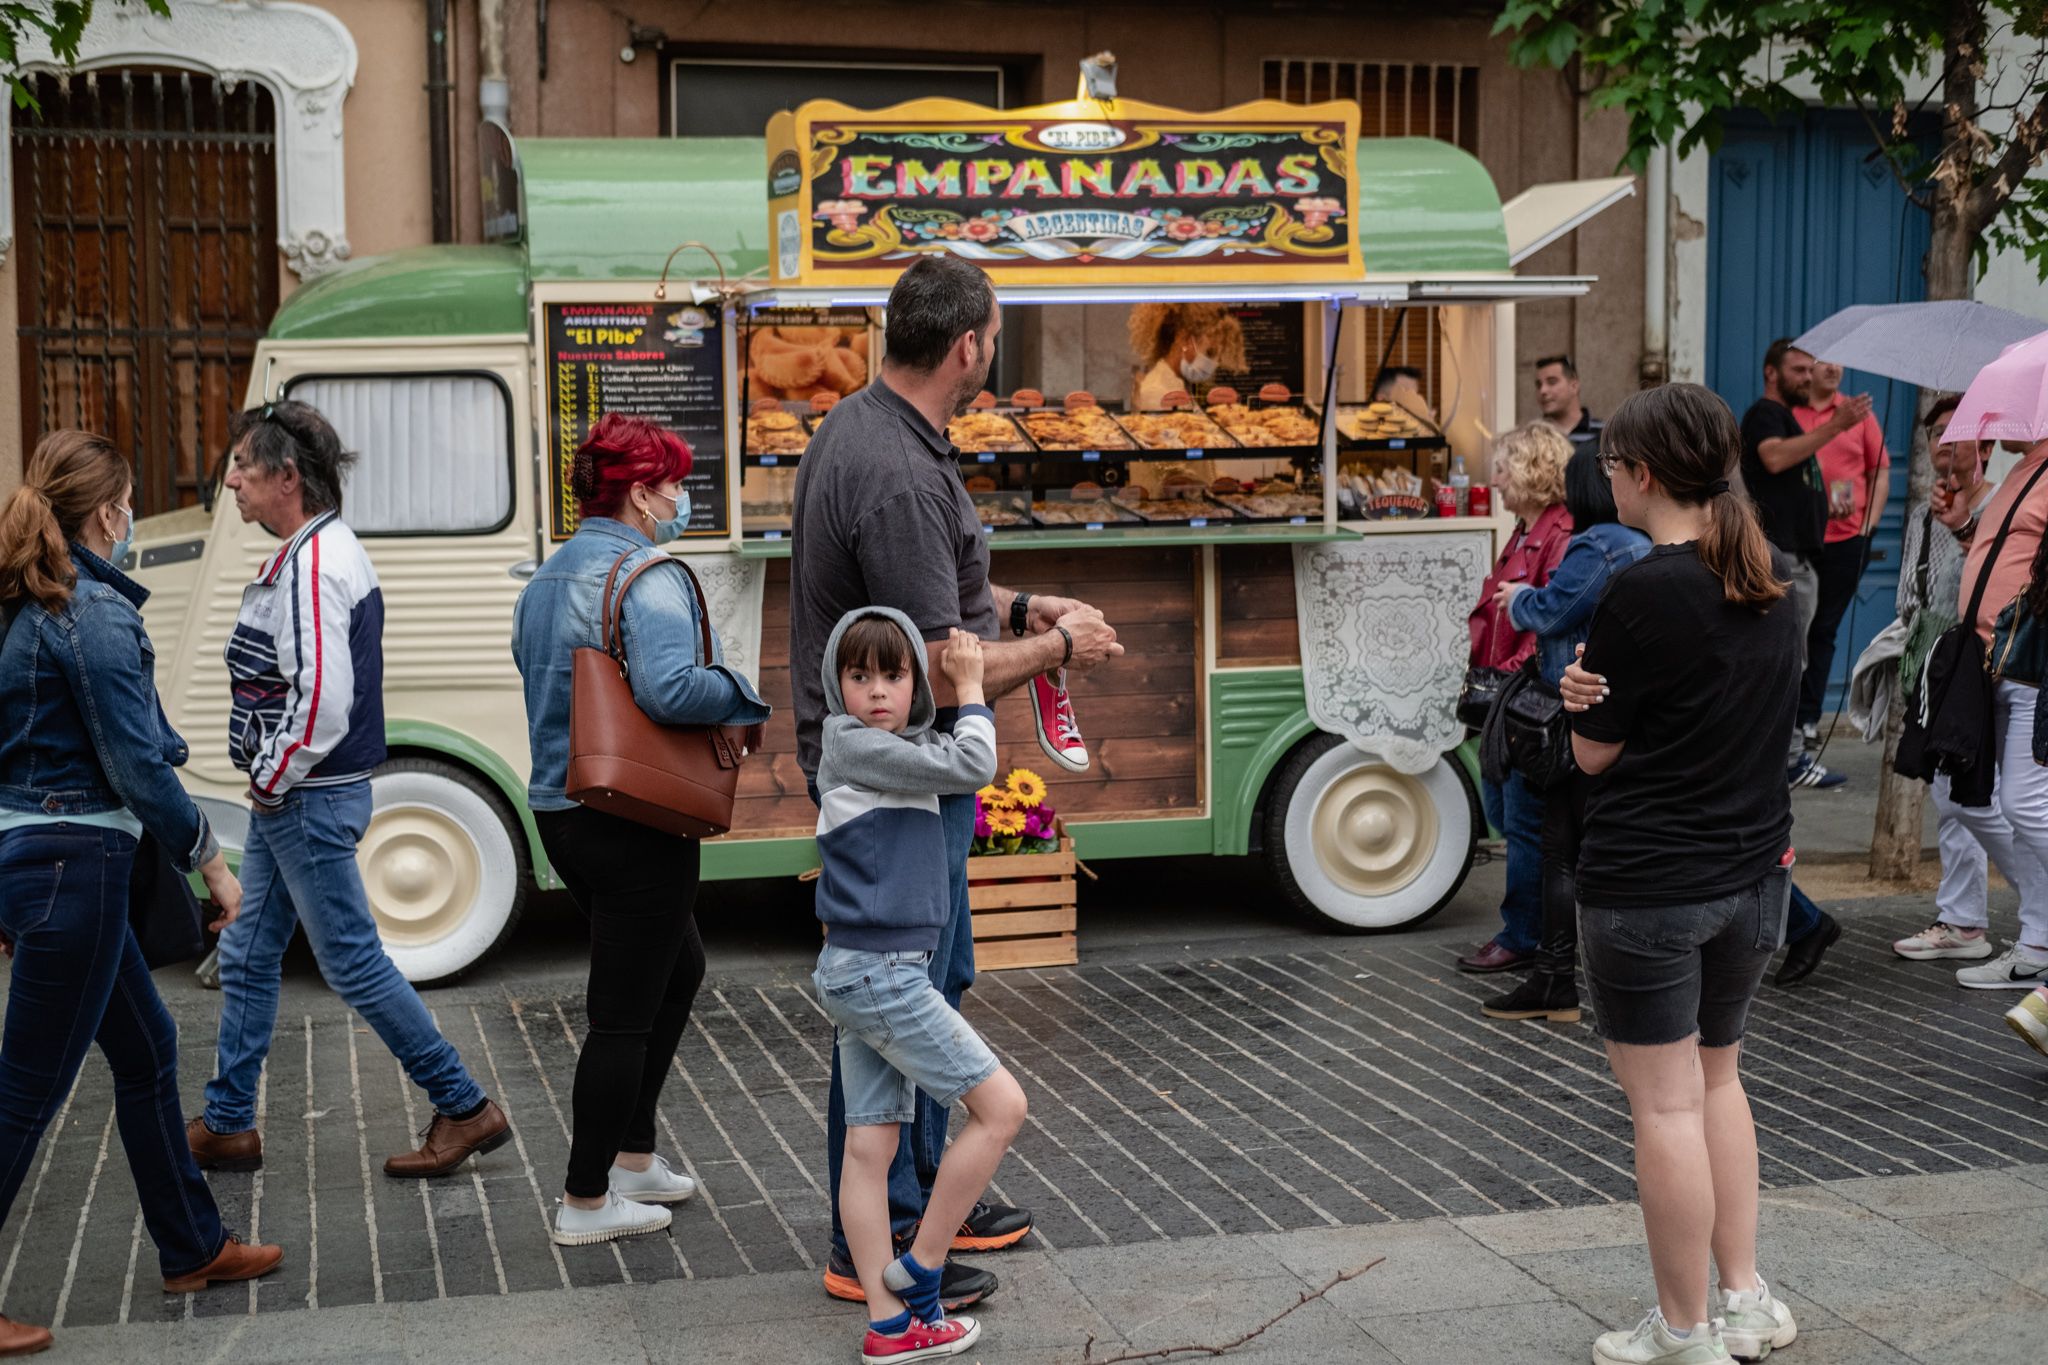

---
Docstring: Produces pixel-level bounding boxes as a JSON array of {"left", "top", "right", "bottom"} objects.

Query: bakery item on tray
[
  {"left": 947, "top": 410, "right": 1034, "bottom": 453},
  {"left": 745, "top": 409, "right": 808, "bottom": 456},
  {"left": 1121, "top": 410, "right": 1235, "bottom": 451},
  {"left": 1209, "top": 403, "right": 1321, "bottom": 447},
  {"left": 1019, "top": 407, "right": 1135, "bottom": 451},
  {"left": 1032, "top": 494, "right": 1133, "bottom": 525}
]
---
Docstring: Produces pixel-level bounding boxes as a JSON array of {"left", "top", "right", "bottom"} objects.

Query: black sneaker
[
  {"left": 951, "top": 1201, "right": 1033, "bottom": 1252},
  {"left": 822, "top": 1241, "right": 998, "bottom": 1309},
  {"left": 1479, "top": 972, "right": 1580, "bottom": 1023}
]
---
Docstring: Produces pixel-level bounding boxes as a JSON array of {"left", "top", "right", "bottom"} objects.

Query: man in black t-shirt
[{"left": 1737, "top": 338, "right": 1869, "bottom": 787}]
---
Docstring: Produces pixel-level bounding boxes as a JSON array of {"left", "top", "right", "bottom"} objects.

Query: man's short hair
[
  {"left": 1533, "top": 354, "right": 1577, "bottom": 380},
  {"left": 229, "top": 400, "right": 355, "bottom": 515},
  {"left": 1763, "top": 337, "right": 1805, "bottom": 375},
  {"left": 1372, "top": 365, "right": 1423, "bottom": 395},
  {"left": 884, "top": 256, "right": 997, "bottom": 374},
  {"left": 1924, "top": 393, "right": 1963, "bottom": 431}
]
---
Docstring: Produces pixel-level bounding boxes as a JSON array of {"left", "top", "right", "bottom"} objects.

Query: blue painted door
[{"left": 1706, "top": 109, "right": 1932, "bottom": 711}]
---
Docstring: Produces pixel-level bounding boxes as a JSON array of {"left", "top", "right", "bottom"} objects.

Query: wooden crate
[{"left": 967, "top": 838, "right": 1078, "bottom": 970}]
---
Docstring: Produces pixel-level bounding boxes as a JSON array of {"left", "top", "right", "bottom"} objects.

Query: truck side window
[{"left": 283, "top": 373, "right": 514, "bottom": 535}]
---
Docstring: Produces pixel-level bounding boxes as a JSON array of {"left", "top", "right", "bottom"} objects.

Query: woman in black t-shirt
[{"left": 1561, "top": 383, "right": 1803, "bottom": 1365}]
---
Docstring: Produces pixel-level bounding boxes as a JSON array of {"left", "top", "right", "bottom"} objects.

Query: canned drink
[
  {"left": 1469, "top": 485, "right": 1492, "bottom": 517},
  {"left": 1434, "top": 484, "right": 1459, "bottom": 518}
]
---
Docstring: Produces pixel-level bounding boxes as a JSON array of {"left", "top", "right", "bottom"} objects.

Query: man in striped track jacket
[{"left": 188, "top": 401, "right": 513, "bottom": 1181}]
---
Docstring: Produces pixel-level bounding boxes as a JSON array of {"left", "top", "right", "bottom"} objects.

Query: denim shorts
[
  {"left": 813, "top": 943, "right": 1000, "bottom": 1126},
  {"left": 1579, "top": 870, "right": 1789, "bottom": 1048}
]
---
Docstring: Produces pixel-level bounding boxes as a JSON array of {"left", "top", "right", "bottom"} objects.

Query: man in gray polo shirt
[{"left": 792, "top": 254, "right": 1121, "bottom": 1310}]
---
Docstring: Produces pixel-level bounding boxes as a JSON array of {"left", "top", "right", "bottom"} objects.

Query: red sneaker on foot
[
  {"left": 1030, "top": 671, "right": 1089, "bottom": 773},
  {"left": 861, "top": 1315, "right": 981, "bottom": 1363}
]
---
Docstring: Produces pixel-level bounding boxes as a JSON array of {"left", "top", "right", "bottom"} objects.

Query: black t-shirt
[
  {"left": 1739, "top": 398, "right": 1825, "bottom": 560},
  {"left": 1568, "top": 409, "right": 1603, "bottom": 458},
  {"left": 1569, "top": 542, "right": 1801, "bottom": 907}
]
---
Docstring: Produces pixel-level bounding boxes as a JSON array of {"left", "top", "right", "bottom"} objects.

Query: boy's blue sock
[
  {"left": 882, "top": 1250, "right": 945, "bottom": 1324},
  {"left": 868, "top": 1309, "right": 912, "bottom": 1336}
]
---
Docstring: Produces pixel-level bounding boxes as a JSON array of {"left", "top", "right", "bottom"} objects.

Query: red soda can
[
  {"left": 1433, "top": 484, "right": 1458, "bottom": 518},
  {"left": 1469, "top": 485, "right": 1492, "bottom": 516}
]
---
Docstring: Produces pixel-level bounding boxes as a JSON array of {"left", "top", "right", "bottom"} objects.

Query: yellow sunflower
[
  {"left": 976, "top": 784, "right": 1012, "bottom": 811},
  {"left": 1006, "top": 768, "right": 1049, "bottom": 809},
  {"left": 986, "top": 806, "right": 1029, "bottom": 837}
]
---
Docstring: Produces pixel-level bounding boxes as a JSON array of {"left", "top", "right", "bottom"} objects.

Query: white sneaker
[
  {"left": 1955, "top": 945, "right": 2048, "bottom": 990},
  {"left": 1718, "top": 1276, "right": 1798, "bottom": 1361},
  {"left": 1893, "top": 922, "right": 1994, "bottom": 960},
  {"left": 610, "top": 1153, "right": 698, "bottom": 1204},
  {"left": 550, "top": 1190, "right": 673, "bottom": 1246},
  {"left": 1593, "top": 1310, "right": 1731, "bottom": 1364}
]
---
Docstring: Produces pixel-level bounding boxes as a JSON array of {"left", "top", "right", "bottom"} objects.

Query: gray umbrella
[{"left": 1792, "top": 300, "right": 2048, "bottom": 393}]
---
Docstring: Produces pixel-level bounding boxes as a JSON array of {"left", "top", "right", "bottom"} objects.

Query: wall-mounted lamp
[{"left": 619, "top": 23, "right": 664, "bottom": 62}]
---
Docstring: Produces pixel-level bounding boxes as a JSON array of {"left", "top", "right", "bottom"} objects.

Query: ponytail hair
[
  {"left": 0, "top": 430, "right": 132, "bottom": 613},
  {"left": 1603, "top": 383, "right": 1786, "bottom": 611}
]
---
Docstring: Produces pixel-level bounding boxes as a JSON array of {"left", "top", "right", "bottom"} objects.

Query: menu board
[
  {"left": 1230, "top": 303, "right": 1308, "bottom": 398},
  {"left": 545, "top": 301, "right": 730, "bottom": 541}
]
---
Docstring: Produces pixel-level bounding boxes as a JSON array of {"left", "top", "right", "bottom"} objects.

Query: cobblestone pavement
[{"left": 5, "top": 898, "right": 2046, "bottom": 1338}]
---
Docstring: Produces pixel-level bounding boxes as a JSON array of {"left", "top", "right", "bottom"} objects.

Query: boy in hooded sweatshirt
[{"left": 812, "top": 607, "right": 1029, "bottom": 1364}]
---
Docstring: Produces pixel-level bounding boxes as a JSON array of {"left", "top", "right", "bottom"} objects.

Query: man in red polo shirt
[{"left": 1792, "top": 359, "right": 1888, "bottom": 757}]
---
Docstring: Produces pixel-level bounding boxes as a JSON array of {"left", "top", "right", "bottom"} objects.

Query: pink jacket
[{"left": 1468, "top": 501, "right": 1574, "bottom": 671}]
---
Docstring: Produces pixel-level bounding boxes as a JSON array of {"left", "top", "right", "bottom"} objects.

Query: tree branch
[
  {"left": 1850, "top": 96, "right": 1935, "bottom": 210},
  {"left": 1080, "top": 1261, "right": 1385, "bottom": 1364},
  {"left": 1966, "top": 97, "right": 2048, "bottom": 234}
]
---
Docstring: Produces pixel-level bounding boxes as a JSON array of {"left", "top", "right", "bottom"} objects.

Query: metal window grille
[
  {"left": 13, "top": 71, "right": 278, "bottom": 515},
  {"left": 1263, "top": 60, "right": 1480, "bottom": 408}
]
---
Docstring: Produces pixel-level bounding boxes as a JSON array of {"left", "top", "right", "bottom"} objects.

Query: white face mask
[{"left": 1178, "top": 351, "right": 1219, "bottom": 385}]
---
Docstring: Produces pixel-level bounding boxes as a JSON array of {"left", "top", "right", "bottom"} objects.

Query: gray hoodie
[{"left": 813, "top": 606, "right": 998, "bottom": 951}]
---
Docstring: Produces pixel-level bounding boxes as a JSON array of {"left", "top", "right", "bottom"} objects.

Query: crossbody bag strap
[{"left": 1961, "top": 458, "right": 2048, "bottom": 630}]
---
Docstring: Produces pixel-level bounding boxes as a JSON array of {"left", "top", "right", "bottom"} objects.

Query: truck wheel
[
  {"left": 358, "top": 758, "right": 526, "bottom": 985},
  {"left": 1263, "top": 733, "right": 1477, "bottom": 932}
]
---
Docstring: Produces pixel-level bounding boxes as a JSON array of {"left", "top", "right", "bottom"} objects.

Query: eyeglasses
[{"left": 1598, "top": 451, "right": 1624, "bottom": 477}]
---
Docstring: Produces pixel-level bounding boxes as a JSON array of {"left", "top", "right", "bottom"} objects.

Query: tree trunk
[{"left": 1869, "top": 2, "right": 1982, "bottom": 879}]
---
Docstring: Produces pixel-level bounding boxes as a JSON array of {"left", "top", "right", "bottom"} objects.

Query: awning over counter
[{"left": 1502, "top": 176, "right": 1637, "bottom": 267}]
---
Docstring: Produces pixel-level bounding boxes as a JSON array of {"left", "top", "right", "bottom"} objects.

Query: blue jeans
[
  {"left": 821, "top": 790, "right": 977, "bottom": 1256},
  {"left": 204, "top": 782, "right": 484, "bottom": 1133},
  {"left": 0, "top": 825, "right": 226, "bottom": 1277},
  {"left": 1482, "top": 771, "right": 1545, "bottom": 953},
  {"left": 1787, "top": 883, "right": 1823, "bottom": 944}
]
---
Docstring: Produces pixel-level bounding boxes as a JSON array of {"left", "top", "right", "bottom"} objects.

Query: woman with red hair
[{"left": 512, "top": 413, "right": 769, "bottom": 1247}]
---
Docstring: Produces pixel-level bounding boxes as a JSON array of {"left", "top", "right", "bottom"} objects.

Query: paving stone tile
[
  {"left": 1825, "top": 1169, "right": 2048, "bottom": 1217},
  {"left": 1776, "top": 1327, "right": 1922, "bottom": 1365},
  {"left": 1359, "top": 1297, "right": 1608, "bottom": 1365},
  {"left": 1901, "top": 1208, "right": 2048, "bottom": 1293},
  {"left": 1454, "top": 1200, "right": 1646, "bottom": 1256},
  {"left": 1852, "top": 1280, "right": 2048, "bottom": 1365},
  {"left": 1255, "top": 1219, "right": 1556, "bottom": 1318},
  {"left": 1508, "top": 1243, "right": 1848, "bottom": 1339},
  {"left": 395, "top": 1285, "right": 646, "bottom": 1363}
]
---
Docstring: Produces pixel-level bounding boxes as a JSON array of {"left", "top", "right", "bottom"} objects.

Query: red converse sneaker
[
  {"left": 1030, "top": 670, "right": 1089, "bottom": 773},
  {"left": 861, "top": 1315, "right": 981, "bottom": 1363}
]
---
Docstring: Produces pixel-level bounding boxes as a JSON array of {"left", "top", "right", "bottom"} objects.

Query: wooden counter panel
[
  {"left": 1217, "top": 543, "right": 1300, "bottom": 666},
  {"left": 732, "top": 548, "right": 1200, "bottom": 832}
]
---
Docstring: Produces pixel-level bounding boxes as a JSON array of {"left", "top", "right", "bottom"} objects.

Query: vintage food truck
[{"left": 128, "top": 94, "right": 1630, "bottom": 981}]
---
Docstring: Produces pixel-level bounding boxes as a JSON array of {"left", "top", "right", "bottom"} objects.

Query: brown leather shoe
[
  {"left": 162, "top": 1235, "right": 284, "bottom": 1293},
  {"left": 186, "top": 1117, "right": 262, "bottom": 1172},
  {"left": 0, "top": 1315, "right": 51, "bottom": 1357},
  {"left": 384, "top": 1099, "right": 510, "bottom": 1178},
  {"left": 1456, "top": 940, "right": 1532, "bottom": 974}
]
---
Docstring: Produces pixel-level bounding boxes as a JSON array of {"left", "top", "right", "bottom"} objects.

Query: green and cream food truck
[{"left": 129, "top": 95, "right": 1629, "bottom": 980}]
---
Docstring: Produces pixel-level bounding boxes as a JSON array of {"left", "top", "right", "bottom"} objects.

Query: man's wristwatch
[{"left": 1011, "top": 591, "right": 1034, "bottom": 637}]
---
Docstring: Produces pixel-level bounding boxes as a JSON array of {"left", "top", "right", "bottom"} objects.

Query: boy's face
[{"left": 841, "top": 658, "right": 914, "bottom": 733}]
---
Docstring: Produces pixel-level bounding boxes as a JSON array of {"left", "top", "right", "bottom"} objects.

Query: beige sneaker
[
  {"left": 1718, "top": 1276, "right": 1798, "bottom": 1360},
  {"left": 1893, "top": 922, "right": 1993, "bottom": 960},
  {"left": 1593, "top": 1310, "right": 1731, "bottom": 1364}
]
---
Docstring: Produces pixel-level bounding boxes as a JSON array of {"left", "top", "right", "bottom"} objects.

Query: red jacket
[{"left": 1468, "top": 502, "right": 1574, "bottom": 671}]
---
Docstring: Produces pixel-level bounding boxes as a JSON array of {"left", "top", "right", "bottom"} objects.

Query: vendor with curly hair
[{"left": 1127, "top": 303, "right": 1247, "bottom": 409}]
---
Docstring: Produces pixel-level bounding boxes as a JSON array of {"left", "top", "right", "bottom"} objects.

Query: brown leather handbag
[{"left": 565, "top": 550, "right": 760, "bottom": 839}]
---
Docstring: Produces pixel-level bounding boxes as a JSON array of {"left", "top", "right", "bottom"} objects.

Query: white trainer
[
  {"left": 610, "top": 1153, "right": 697, "bottom": 1204},
  {"left": 1893, "top": 921, "right": 1995, "bottom": 960},
  {"left": 1955, "top": 945, "right": 2048, "bottom": 990},
  {"left": 550, "top": 1190, "right": 672, "bottom": 1246},
  {"left": 1593, "top": 1310, "right": 1731, "bottom": 1364},
  {"left": 1718, "top": 1276, "right": 1798, "bottom": 1361}
]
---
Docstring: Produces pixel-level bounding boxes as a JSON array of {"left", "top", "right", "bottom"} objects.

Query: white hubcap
[
  {"left": 1310, "top": 765, "right": 1437, "bottom": 898},
  {"left": 359, "top": 803, "right": 481, "bottom": 946}
]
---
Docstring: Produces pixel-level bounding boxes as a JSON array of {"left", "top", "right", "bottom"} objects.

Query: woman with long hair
[
  {"left": 511, "top": 413, "right": 770, "bottom": 1246},
  {"left": 0, "top": 432, "right": 282, "bottom": 1352},
  {"left": 1460, "top": 422, "right": 1574, "bottom": 975},
  {"left": 1561, "top": 383, "right": 1802, "bottom": 1364}
]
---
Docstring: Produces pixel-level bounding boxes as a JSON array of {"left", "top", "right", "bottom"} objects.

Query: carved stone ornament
[{"left": 0, "top": 0, "right": 358, "bottom": 277}]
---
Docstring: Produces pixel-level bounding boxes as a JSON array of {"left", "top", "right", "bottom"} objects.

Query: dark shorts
[{"left": 1579, "top": 871, "right": 1789, "bottom": 1047}]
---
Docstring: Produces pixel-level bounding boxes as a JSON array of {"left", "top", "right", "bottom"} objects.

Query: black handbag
[
  {"left": 1917, "top": 458, "right": 2048, "bottom": 807},
  {"left": 1457, "top": 665, "right": 1514, "bottom": 731},
  {"left": 1500, "top": 664, "right": 1576, "bottom": 791},
  {"left": 127, "top": 831, "right": 207, "bottom": 969}
]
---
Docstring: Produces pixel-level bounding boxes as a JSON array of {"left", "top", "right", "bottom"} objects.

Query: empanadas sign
[{"left": 766, "top": 96, "right": 1361, "bottom": 286}]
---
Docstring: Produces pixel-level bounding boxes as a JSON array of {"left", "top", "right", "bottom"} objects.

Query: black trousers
[
  {"left": 1535, "top": 771, "right": 1589, "bottom": 978},
  {"left": 535, "top": 805, "right": 706, "bottom": 1199},
  {"left": 1798, "top": 535, "right": 1870, "bottom": 730}
]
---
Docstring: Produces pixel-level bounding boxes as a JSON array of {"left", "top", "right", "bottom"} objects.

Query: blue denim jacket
[
  {"left": 1507, "top": 522, "right": 1653, "bottom": 687},
  {"left": 511, "top": 518, "right": 771, "bottom": 811},
  {"left": 0, "top": 546, "right": 219, "bottom": 870}
]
